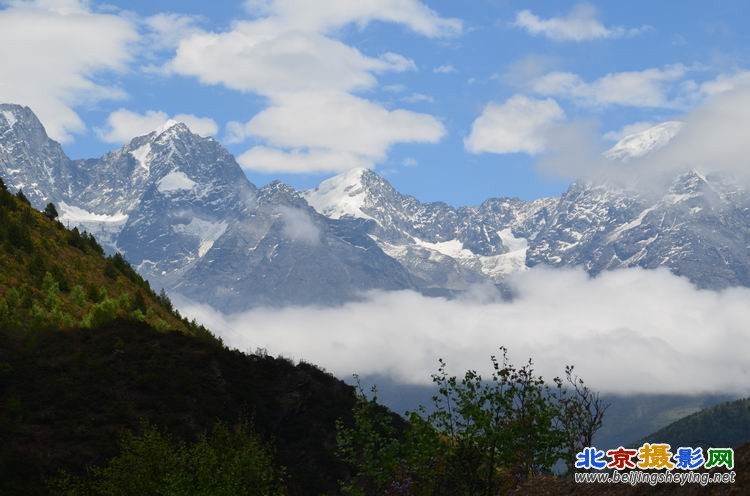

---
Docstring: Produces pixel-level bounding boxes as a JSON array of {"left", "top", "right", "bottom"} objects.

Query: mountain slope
[
  {"left": 0, "top": 179, "right": 199, "bottom": 334},
  {"left": 0, "top": 187, "right": 363, "bottom": 495},
  {"left": 638, "top": 397, "right": 750, "bottom": 449}
]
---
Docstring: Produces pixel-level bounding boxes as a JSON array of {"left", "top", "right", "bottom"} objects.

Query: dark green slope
[
  {"left": 638, "top": 397, "right": 750, "bottom": 449},
  {"left": 0, "top": 182, "right": 360, "bottom": 495},
  {"left": 0, "top": 320, "right": 356, "bottom": 495}
]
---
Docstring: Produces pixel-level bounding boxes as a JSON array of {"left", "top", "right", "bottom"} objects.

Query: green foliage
[
  {"left": 337, "top": 349, "right": 608, "bottom": 495},
  {"left": 53, "top": 422, "right": 286, "bottom": 496},
  {"left": 0, "top": 188, "right": 219, "bottom": 339}
]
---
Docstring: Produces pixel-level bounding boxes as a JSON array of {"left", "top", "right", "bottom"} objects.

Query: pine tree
[{"left": 44, "top": 202, "right": 59, "bottom": 221}]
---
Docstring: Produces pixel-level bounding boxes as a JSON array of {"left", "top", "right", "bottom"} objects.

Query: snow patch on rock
[
  {"left": 304, "top": 168, "right": 375, "bottom": 221},
  {"left": 605, "top": 121, "right": 683, "bottom": 162},
  {"left": 157, "top": 171, "right": 196, "bottom": 193},
  {"left": 172, "top": 217, "right": 228, "bottom": 257}
]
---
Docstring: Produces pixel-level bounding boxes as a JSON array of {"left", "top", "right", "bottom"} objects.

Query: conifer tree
[{"left": 44, "top": 202, "right": 59, "bottom": 221}]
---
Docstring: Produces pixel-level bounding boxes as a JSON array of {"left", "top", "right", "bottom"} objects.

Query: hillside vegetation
[
  {"left": 0, "top": 181, "right": 360, "bottom": 495},
  {"left": 0, "top": 178, "right": 208, "bottom": 336}
]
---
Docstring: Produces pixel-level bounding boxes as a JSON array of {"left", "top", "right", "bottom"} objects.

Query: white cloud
[
  {"left": 167, "top": 27, "right": 406, "bottom": 96},
  {"left": 530, "top": 65, "right": 688, "bottom": 108},
  {"left": 382, "top": 84, "right": 406, "bottom": 93},
  {"left": 97, "top": 108, "right": 218, "bottom": 143},
  {"left": 401, "top": 92, "right": 434, "bottom": 104},
  {"left": 143, "top": 12, "right": 204, "bottom": 52},
  {"left": 465, "top": 95, "right": 565, "bottom": 155},
  {"left": 237, "top": 147, "right": 370, "bottom": 174},
  {"left": 179, "top": 267, "right": 750, "bottom": 395},
  {"left": 402, "top": 157, "right": 418, "bottom": 167},
  {"left": 242, "top": 0, "right": 462, "bottom": 38},
  {"left": 514, "top": 3, "right": 649, "bottom": 42},
  {"left": 0, "top": 0, "right": 137, "bottom": 141},
  {"left": 433, "top": 64, "right": 456, "bottom": 74},
  {"left": 640, "top": 85, "right": 750, "bottom": 182},
  {"left": 163, "top": 0, "right": 453, "bottom": 174},
  {"left": 531, "top": 82, "right": 750, "bottom": 189},
  {"left": 694, "top": 70, "right": 750, "bottom": 98},
  {"left": 233, "top": 92, "right": 445, "bottom": 173},
  {"left": 278, "top": 206, "right": 321, "bottom": 245}
]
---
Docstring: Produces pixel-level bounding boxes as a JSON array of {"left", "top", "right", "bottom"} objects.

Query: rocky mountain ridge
[{"left": 2, "top": 103, "right": 750, "bottom": 311}]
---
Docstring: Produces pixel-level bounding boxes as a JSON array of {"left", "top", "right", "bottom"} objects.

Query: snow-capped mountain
[
  {"left": 3, "top": 105, "right": 750, "bottom": 310},
  {"left": 0, "top": 104, "right": 415, "bottom": 311},
  {"left": 304, "top": 123, "right": 750, "bottom": 292},
  {"left": 527, "top": 170, "right": 750, "bottom": 288},
  {"left": 604, "top": 121, "right": 683, "bottom": 162},
  {"left": 304, "top": 168, "right": 556, "bottom": 290}
]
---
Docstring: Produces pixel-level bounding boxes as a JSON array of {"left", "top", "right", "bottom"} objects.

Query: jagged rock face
[
  {"left": 0, "top": 104, "right": 78, "bottom": 205},
  {"left": 171, "top": 181, "right": 415, "bottom": 310},
  {"left": 108, "top": 124, "right": 257, "bottom": 282},
  {"left": 304, "top": 168, "right": 556, "bottom": 289},
  {"left": 527, "top": 171, "right": 750, "bottom": 288}
]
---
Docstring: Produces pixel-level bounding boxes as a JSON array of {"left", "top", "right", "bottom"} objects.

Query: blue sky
[{"left": 2, "top": 0, "right": 749, "bottom": 205}]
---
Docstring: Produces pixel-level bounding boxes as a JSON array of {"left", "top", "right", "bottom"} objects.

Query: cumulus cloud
[
  {"left": 96, "top": 108, "right": 218, "bottom": 143},
  {"left": 232, "top": 92, "right": 445, "bottom": 173},
  {"left": 0, "top": 0, "right": 137, "bottom": 141},
  {"left": 179, "top": 267, "right": 750, "bottom": 395},
  {"left": 514, "top": 3, "right": 649, "bottom": 42},
  {"left": 162, "top": 0, "right": 453, "bottom": 174},
  {"left": 530, "top": 65, "right": 688, "bottom": 108},
  {"left": 465, "top": 95, "right": 565, "bottom": 155}
]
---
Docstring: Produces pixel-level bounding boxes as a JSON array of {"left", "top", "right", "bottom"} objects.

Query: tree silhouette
[{"left": 44, "top": 202, "right": 59, "bottom": 221}]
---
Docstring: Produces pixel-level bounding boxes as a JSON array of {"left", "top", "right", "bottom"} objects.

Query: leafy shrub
[{"left": 53, "top": 422, "right": 286, "bottom": 496}]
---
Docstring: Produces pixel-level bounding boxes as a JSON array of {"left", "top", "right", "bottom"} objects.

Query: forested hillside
[
  {"left": 0, "top": 181, "right": 360, "bottom": 495},
  {"left": 0, "top": 178, "right": 206, "bottom": 335}
]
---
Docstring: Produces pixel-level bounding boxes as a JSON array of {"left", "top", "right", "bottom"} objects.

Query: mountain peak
[
  {"left": 0, "top": 103, "right": 48, "bottom": 137},
  {"left": 303, "top": 167, "right": 379, "bottom": 220},
  {"left": 605, "top": 121, "right": 683, "bottom": 162},
  {"left": 155, "top": 119, "right": 182, "bottom": 134}
]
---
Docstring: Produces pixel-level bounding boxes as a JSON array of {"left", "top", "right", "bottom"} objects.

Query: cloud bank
[{"left": 179, "top": 267, "right": 750, "bottom": 396}]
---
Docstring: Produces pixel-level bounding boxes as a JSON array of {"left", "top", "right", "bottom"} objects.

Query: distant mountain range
[{"left": 3, "top": 103, "right": 750, "bottom": 312}]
